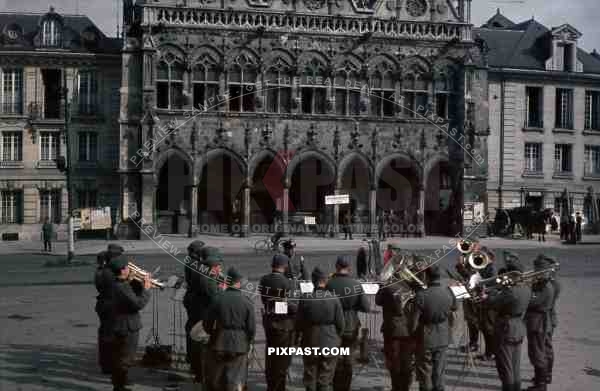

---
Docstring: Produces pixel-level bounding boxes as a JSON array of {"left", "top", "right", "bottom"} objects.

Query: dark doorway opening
[
  {"left": 156, "top": 154, "right": 191, "bottom": 234},
  {"left": 42, "top": 69, "right": 62, "bottom": 119}
]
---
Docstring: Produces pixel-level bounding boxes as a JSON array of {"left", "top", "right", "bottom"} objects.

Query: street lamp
[{"left": 61, "top": 71, "right": 75, "bottom": 261}]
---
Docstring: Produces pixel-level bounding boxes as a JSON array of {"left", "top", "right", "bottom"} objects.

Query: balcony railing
[
  {"left": 28, "top": 102, "right": 63, "bottom": 121},
  {"left": 143, "top": 6, "right": 471, "bottom": 42}
]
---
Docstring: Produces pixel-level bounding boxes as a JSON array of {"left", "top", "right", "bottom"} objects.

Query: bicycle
[{"left": 254, "top": 235, "right": 283, "bottom": 254}]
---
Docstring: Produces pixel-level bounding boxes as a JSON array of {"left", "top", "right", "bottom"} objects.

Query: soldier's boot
[{"left": 526, "top": 368, "right": 547, "bottom": 391}]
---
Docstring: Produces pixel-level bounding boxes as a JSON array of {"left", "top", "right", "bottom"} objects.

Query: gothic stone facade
[
  {"left": 0, "top": 10, "right": 121, "bottom": 240},
  {"left": 479, "top": 11, "right": 600, "bottom": 231},
  {"left": 119, "top": 0, "right": 488, "bottom": 239}
]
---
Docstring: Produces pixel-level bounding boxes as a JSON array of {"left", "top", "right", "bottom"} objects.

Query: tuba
[
  {"left": 457, "top": 239, "right": 475, "bottom": 254},
  {"left": 467, "top": 251, "right": 491, "bottom": 270},
  {"left": 128, "top": 261, "right": 165, "bottom": 289}
]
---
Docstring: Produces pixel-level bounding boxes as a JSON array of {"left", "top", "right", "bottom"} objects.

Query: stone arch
[
  {"left": 225, "top": 47, "right": 260, "bottom": 69},
  {"left": 375, "top": 152, "right": 422, "bottom": 184},
  {"left": 191, "top": 45, "right": 222, "bottom": 65},
  {"left": 196, "top": 147, "right": 248, "bottom": 181},
  {"left": 285, "top": 149, "right": 337, "bottom": 185},
  {"left": 399, "top": 55, "right": 431, "bottom": 75},
  {"left": 154, "top": 147, "right": 195, "bottom": 184},
  {"left": 337, "top": 152, "right": 374, "bottom": 189},
  {"left": 432, "top": 57, "right": 460, "bottom": 78},
  {"left": 297, "top": 50, "right": 330, "bottom": 69},
  {"left": 424, "top": 152, "right": 450, "bottom": 183},
  {"left": 248, "top": 149, "right": 285, "bottom": 183},
  {"left": 368, "top": 54, "right": 399, "bottom": 74},
  {"left": 264, "top": 48, "right": 296, "bottom": 69},
  {"left": 156, "top": 43, "right": 186, "bottom": 62},
  {"left": 332, "top": 53, "right": 363, "bottom": 71},
  {"left": 423, "top": 153, "right": 452, "bottom": 235}
]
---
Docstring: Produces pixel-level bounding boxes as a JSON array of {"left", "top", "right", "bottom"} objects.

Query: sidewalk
[{"left": 2, "top": 232, "right": 599, "bottom": 256}]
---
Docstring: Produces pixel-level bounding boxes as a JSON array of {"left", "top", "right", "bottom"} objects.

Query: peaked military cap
[
  {"left": 336, "top": 255, "right": 351, "bottom": 268},
  {"left": 187, "top": 240, "right": 206, "bottom": 257},
  {"left": 227, "top": 267, "right": 243, "bottom": 283},
  {"left": 534, "top": 254, "right": 552, "bottom": 270},
  {"left": 272, "top": 254, "right": 289, "bottom": 267},
  {"left": 202, "top": 246, "right": 223, "bottom": 265},
  {"left": 311, "top": 267, "right": 327, "bottom": 282},
  {"left": 107, "top": 243, "right": 124, "bottom": 257},
  {"left": 426, "top": 264, "right": 441, "bottom": 281},
  {"left": 109, "top": 255, "right": 129, "bottom": 273}
]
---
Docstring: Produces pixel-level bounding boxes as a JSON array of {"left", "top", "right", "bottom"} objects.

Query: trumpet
[{"left": 128, "top": 261, "right": 165, "bottom": 289}]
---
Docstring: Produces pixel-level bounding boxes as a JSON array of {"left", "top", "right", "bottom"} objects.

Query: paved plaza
[{"left": 1, "top": 237, "right": 600, "bottom": 390}]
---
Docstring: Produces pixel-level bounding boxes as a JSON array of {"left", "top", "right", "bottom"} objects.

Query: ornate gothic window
[
  {"left": 193, "top": 61, "right": 219, "bottom": 111},
  {"left": 228, "top": 55, "right": 257, "bottom": 112},
  {"left": 156, "top": 56, "right": 185, "bottom": 110},
  {"left": 370, "top": 71, "right": 395, "bottom": 118},
  {"left": 265, "top": 66, "right": 292, "bottom": 114},
  {"left": 434, "top": 74, "right": 452, "bottom": 119},
  {"left": 42, "top": 19, "right": 61, "bottom": 47},
  {"left": 402, "top": 74, "right": 429, "bottom": 118},
  {"left": 301, "top": 59, "right": 327, "bottom": 115},
  {"left": 335, "top": 69, "right": 361, "bottom": 116}
]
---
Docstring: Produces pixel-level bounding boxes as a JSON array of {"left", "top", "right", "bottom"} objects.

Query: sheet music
[
  {"left": 299, "top": 282, "right": 314, "bottom": 294},
  {"left": 275, "top": 301, "right": 288, "bottom": 314},
  {"left": 450, "top": 285, "right": 471, "bottom": 299},
  {"left": 469, "top": 273, "right": 482, "bottom": 290},
  {"left": 361, "top": 283, "right": 380, "bottom": 295}
]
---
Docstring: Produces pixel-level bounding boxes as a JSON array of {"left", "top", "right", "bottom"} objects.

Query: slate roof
[
  {"left": 0, "top": 11, "right": 121, "bottom": 54},
  {"left": 475, "top": 11, "right": 600, "bottom": 74}
]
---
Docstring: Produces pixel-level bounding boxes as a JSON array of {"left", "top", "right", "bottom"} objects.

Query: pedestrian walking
[
  {"left": 576, "top": 212, "right": 583, "bottom": 242},
  {"left": 42, "top": 218, "right": 54, "bottom": 252}
]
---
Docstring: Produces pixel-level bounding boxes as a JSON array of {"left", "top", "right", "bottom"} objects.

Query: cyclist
[{"left": 271, "top": 231, "right": 284, "bottom": 250}]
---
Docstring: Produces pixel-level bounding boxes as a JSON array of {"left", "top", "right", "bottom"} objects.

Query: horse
[{"left": 529, "top": 209, "right": 552, "bottom": 242}]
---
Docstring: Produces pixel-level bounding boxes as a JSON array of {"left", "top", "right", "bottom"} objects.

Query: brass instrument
[
  {"left": 457, "top": 239, "right": 475, "bottom": 254},
  {"left": 128, "top": 261, "right": 165, "bottom": 289},
  {"left": 467, "top": 251, "right": 491, "bottom": 270},
  {"left": 378, "top": 253, "right": 428, "bottom": 308}
]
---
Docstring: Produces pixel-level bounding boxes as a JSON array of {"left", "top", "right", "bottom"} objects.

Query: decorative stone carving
[
  {"left": 246, "top": 0, "right": 272, "bottom": 7},
  {"left": 259, "top": 122, "right": 273, "bottom": 148},
  {"left": 370, "top": 127, "right": 378, "bottom": 162},
  {"left": 348, "top": 123, "right": 363, "bottom": 150},
  {"left": 406, "top": 0, "right": 428, "bottom": 17},
  {"left": 333, "top": 127, "right": 340, "bottom": 161},
  {"left": 306, "top": 124, "right": 318, "bottom": 147},
  {"left": 392, "top": 127, "right": 403, "bottom": 149},
  {"left": 304, "top": 0, "right": 327, "bottom": 10}
]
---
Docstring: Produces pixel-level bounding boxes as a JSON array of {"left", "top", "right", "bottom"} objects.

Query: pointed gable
[{"left": 481, "top": 9, "right": 515, "bottom": 29}]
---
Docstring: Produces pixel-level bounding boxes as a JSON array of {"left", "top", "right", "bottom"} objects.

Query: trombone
[{"left": 128, "top": 261, "right": 165, "bottom": 289}]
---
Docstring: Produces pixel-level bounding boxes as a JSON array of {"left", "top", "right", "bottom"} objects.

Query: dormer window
[
  {"left": 563, "top": 43, "right": 574, "bottom": 72},
  {"left": 42, "top": 19, "right": 61, "bottom": 47},
  {"left": 548, "top": 24, "right": 582, "bottom": 73}
]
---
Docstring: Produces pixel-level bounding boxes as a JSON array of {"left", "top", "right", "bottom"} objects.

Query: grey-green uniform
[
  {"left": 485, "top": 255, "right": 531, "bottom": 391},
  {"left": 325, "top": 255, "right": 370, "bottom": 391},
  {"left": 109, "top": 255, "right": 151, "bottom": 391},
  {"left": 411, "top": 265, "right": 457, "bottom": 391},
  {"left": 375, "top": 277, "right": 419, "bottom": 391},
  {"left": 296, "top": 267, "right": 345, "bottom": 391},
  {"left": 259, "top": 254, "right": 299, "bottom": 391},
  {"left": 525, "top": 256, "right": 555, "bottom": 391},
  {"left": 204, "top": 267, "right": 255, "bottom": 391}
]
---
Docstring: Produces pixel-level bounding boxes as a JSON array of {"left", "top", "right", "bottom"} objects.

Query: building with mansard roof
[
  {"left": 477, "top": 10, "right": 600, "bottom": 232},
  {"left": 118, "top": 0, "right": 489, "bottom": 239},
  {"left": 0, "top": 7, "right": 122, "bottom": 240}
]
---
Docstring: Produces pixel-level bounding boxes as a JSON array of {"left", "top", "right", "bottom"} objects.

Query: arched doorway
[
  {"left": 376, "top": 155, "right": 420, "bottom": 235},
  {"left": 250, "top": 153, "right": 280, "bottom": 229},
  {"left": 425, "top": 160, "right": 451, "bottom": 235},
  {"left": 338, "top": 154, "right": 371, "bottom": 229},
  {"left": 156, "top": 153, "right": 192, "bottom": 234},
  {"left": 198, "top": 151, "right": 245, "bottom": 234},
  {"left": 289, "top": 154, "right": 336, "bottom": 233}
]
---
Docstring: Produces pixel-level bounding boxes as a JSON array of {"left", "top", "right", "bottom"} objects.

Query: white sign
[
  {"left": 304, "top": 216, "right": 316, "bottom": 225},
  {"left": 361, "top": 283, "right": 380, "bottom": 295},
  {"left": 300, "top": 282, "right": 314, "bottom": 294},
  {"left": 325, "top": 194, "right": 350, "bottom": 205},
  {"left": 275, "top": 301, "right": 288, "bottom": 314}
]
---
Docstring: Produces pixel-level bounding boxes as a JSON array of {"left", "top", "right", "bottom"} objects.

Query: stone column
[
  {"left": 369, "top": 187, "right": 377, "bottom": 238},
  {"left": 242, "top": 183, "right": 251, "bottom": 237},
  {"left": 188, "top": 184, "right": 198, "bottom": 238},
  {"left": 139, "top": 173, "right": 155, "bottom": 240},
  {"left": 282, "top": 186, "right": 290, "bottom": 235},
  {"left": 419, "top": 183, "right": 426, "bottom": 237},
  {"left": 333, "top": 188, "right": 341, "bottom": 236}
]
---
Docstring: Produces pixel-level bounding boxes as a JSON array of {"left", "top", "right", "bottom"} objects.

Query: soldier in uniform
[
  {"left": 478, "top": 247, "right": 498, "bottom": 361},
  {"left": 183, "top": 240, "right": 205, "bottom": 363},
  {"left": 325, "top": 255, "right": 370, "bottom": 391},
  {"left": 259, "top": 254, "right": 298, "bottom": 391},
  {"left": 205, "top": 267, "right": 255, "bottom": 391},
  {"left": 296, "top": 267, "right": 345, "bottom": 391},
  {"left": 482, "top": 254, "right": 531, "bottom": 391},
  {"left": 95, "top": 243, "right": 125, "bottom": 374},
  {"left": 375, "top": 263, "right": 421, "bottom": 391},
  {"left": 109, "top": 255, "right": 152, "bottom": 391},
  {"left": 545, "top": 256, "right": 561, "bottom": 385},
  {"left": 281, "top": 239, "right": 310, "bottom": 281},
  {"left": 525, "top": 255, "right": 555, "bottom": 391},
  {"left": 411, "top": 264, "right": 457, "bottom": 391},
  {"left": 185, "top": 244, "right": 224, "bottom": 385}
]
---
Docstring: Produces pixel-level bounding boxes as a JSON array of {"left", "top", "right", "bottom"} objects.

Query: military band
[{"left": 94, "top": 238, "right": 560, "bottom": 391}]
